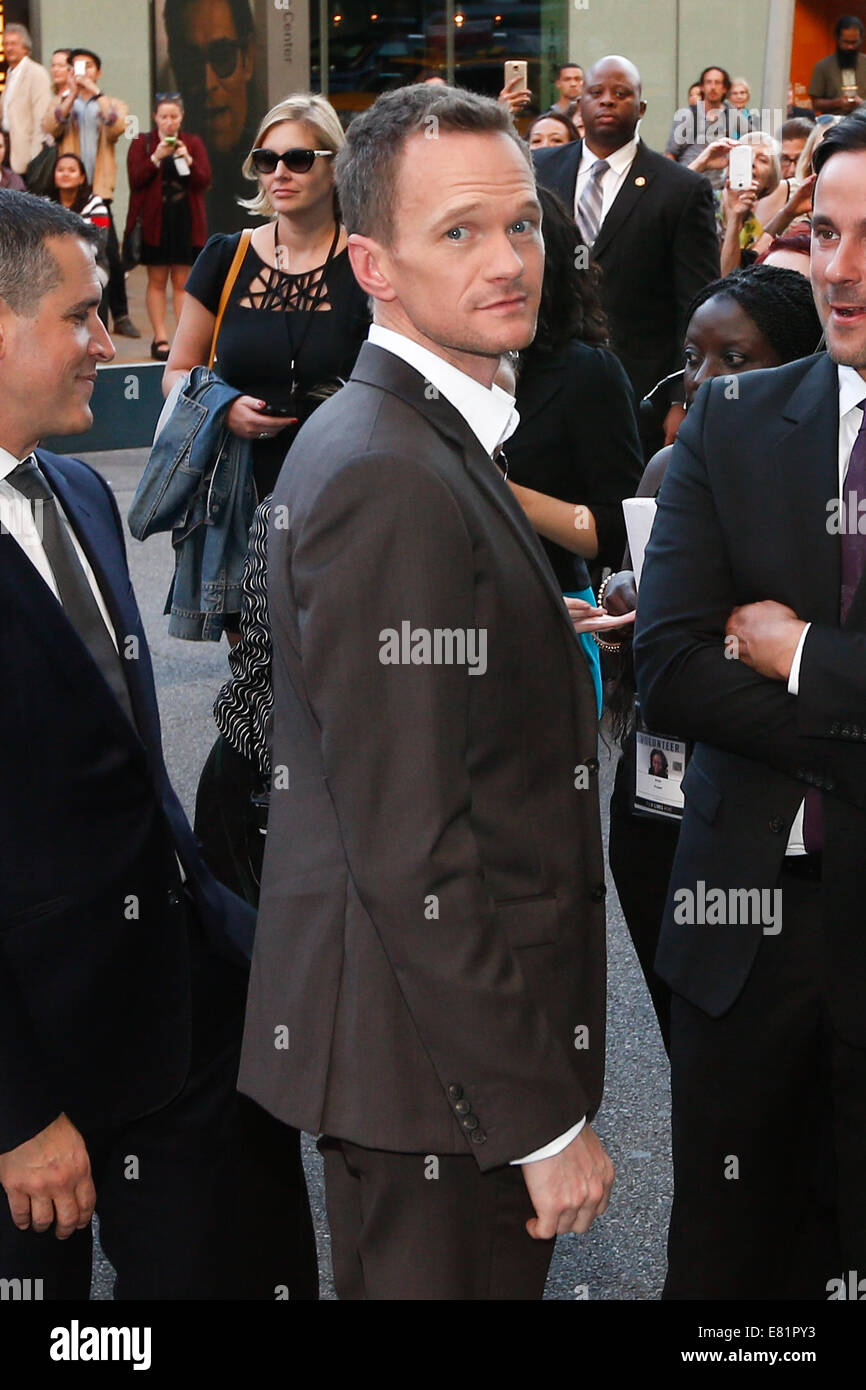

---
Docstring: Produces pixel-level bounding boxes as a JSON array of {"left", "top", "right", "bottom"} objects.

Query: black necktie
[{"left": 7, "top": 457, "right": 136, "bottom": 726}]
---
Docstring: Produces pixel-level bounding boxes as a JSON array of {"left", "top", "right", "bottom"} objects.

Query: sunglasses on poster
[
  {"left": 251, "top": 148, "right": 335, "bottom": 175},
  {"left": 177, "top": 37, "right": 245, "bottom": 84}
]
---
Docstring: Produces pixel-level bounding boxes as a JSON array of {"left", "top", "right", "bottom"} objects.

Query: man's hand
[
  {"left": 522, "top": 1124, "right": 614, "bottom": 1239},
  {"left": 726, "top": 599, "right": 806, "bottom": 681},
  {"left": 0, "top": 1114, "right": 95, "bottom": 1239}
]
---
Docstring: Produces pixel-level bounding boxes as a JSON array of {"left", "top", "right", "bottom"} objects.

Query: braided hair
[{"left": 685, "top": 264, "right": 823, "bottom": 364}]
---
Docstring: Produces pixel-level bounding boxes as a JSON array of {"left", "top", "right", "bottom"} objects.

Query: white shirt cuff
[
  {"left": 787, "top": 622, "right": 811, "bottom": 695},
  {"left": 510, "top": 1118, "right": 586, "bottom": 1165}
]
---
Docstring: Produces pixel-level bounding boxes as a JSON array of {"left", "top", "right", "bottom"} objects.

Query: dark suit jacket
[
  {"left": 507, "top": 340, "right": 644, "bottom": 586},
  {"left": 634, "top": 353, "right": 866, "bottom": 1044},
  {"left": 0, "top": 450, "right": 253, "bottom": 1152},
  {"left": 533, "top": 139, "right": 720, "bottom": 407},
  {"left": 238, "top": 342, "right": 607, "bottom": 1170}
]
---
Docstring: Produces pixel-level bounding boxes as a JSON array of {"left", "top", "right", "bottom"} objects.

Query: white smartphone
[
  {"left": 73, "top": 59, "right": 87, "bottom": 78},
  {"left": 504, "top": 60, "right": 528, "bottom": 91},
  {"left": 728, "top": 143, "right": 754, "bottom": 190}
]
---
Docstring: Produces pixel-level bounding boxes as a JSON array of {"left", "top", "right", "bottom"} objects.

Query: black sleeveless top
[{"left": 185, "top": 231, "right": 370, "bottom": 496}]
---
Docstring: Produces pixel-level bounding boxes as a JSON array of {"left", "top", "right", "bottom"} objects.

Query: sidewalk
[{"left": 110, "top": 264, "right": 181, "bottom": 365}]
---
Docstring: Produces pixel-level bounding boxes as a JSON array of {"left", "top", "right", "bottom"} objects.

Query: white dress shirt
[
  {"left": 367, "top": 324, "right": 519, "bottom": 456},
  {"left": 786, "top": 364, "right": 865, "bottom": 852},
  {"left": 574, "top": 134, "right": 640, "bottom": 231},
  {"left": 0, "top": 444, "right": 119, "bottom": 649},
  {"left": 367, "top": 324, "right": 585, "bottom": 1163}
]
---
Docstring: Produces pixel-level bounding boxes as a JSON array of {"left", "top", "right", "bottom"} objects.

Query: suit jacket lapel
[
  {"left": 591, "top": 141, "right": 654, "bottom": 261},
  {"left": 772, "top": 353, "right": 840, "bottom": 627},
  {"left": 37, "top": 452, "right": 154, "bottom": 746},
  {"left": 349, "top": 344, "right": 593, "bottom": 673}
]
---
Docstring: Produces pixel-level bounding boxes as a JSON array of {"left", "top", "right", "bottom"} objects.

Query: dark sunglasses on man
[
  {"left": 178, "top": 37, "right": 246, "bottom": 86},
  {"left": 250, "top": 147, "right": 335, "bottom": 175}
]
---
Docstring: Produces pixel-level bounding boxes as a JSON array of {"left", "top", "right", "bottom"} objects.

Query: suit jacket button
[
  {"left": 470, "top": 1129, "right": 487, "bottom": 1144},
  {"left": 769, "top": 816, "right": 785, "bottom": 834},
  {"left": 455, "top": 1099, "right": 471, "bottom": 1115},
  {"left": 167, "top": 889, "right": 182, "bottom": 906},
  {"left": 586, "top": 757, "right": 600, "bottom": 774},
  {"left": 590, "top": 883, "right": 606, "bottom": 902},
  {"left": 461, "top": 1114, "right": 479, "bottom": 1131},
  {"left": 448, "top": 1083, "right": 463, "bottom": 1101}
]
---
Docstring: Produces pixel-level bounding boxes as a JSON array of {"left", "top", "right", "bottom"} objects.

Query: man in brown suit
[{"left": 238, "top": 84, "right": 613, "bottom": 1300}]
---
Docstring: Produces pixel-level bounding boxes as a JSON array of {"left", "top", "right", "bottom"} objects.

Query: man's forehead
[
  {"left": 397, "top": 128, "right": 532, "bottom": 197},
  {"left": 586, "top": 62, "right": 639, "bottom": 89},
  {"left": 186, "top": 0, "right": 237, "bottom": 42},
  {"left": 815, "top": 149, "right": 866, "bottom": 202}
]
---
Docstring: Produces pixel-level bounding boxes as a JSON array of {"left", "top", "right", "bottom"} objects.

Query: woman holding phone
[
  {"left": 164, "top": 93, "right": 369, "bottom": 509},
  {"left": 126, "top": 93, "right": 211, "bottom": 359}
]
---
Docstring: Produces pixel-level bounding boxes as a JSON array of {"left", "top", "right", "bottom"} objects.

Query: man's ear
[
  {"left": 639, "top": 99, "right": 647, "bottom": 120},
  {"left": 347, "top": 233, "right": 397, "bottom": 303}
]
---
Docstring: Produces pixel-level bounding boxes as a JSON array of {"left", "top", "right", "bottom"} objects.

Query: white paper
[{"left": 622, "top": 497, "right": 657, "bottom": 589}]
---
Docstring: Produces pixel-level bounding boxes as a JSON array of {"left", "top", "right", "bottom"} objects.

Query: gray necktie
[
  {"left": 7, "top": 457, "right": 136, "bottom": 726},
  {"left": 576, "top": 159, "right": 609, "bottom": 248}
]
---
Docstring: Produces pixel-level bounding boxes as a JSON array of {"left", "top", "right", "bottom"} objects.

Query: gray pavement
[{"left": 86, "top": 446, "right": 671, "bottom": 1301}]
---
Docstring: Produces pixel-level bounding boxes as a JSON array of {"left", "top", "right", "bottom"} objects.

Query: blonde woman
[
  {"left": 165, "top": 93, "right": 370, "bottom": 504},
  {"left": 719, "top": 131, "right": 782, "bottom": 273},
  {"left": 743, "top": 116, "right": 842, "bottom": 265}
]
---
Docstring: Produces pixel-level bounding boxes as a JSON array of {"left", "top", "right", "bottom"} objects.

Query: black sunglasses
[
  {"left": 179, "top": 37, "right": 243, "bottom": 85},
  {"left": 250, "top": 147, "right": 335, "bottom": 175}
]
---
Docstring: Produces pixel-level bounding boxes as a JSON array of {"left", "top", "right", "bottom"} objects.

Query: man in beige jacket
[
  {"left": 0, "top": 25, "right": 51, "bottom": 176},
  {"left": 43, "top": 47, "right": 140, "bottom": 338}
]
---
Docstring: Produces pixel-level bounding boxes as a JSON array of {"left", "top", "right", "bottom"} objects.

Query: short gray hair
[
  {"left": 5, "top": 24, "right": 33, "bottom": 50},
  {"left": 0, "top": 190, "right": 99, "bottom": 315},
  {"left": 335, "top": 84, "right": 530, "bottom": 245}
]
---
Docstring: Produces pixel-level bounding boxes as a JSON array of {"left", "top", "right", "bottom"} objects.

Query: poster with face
[{"left": 154, "top": 0, "right": 299, "bottom": 235}]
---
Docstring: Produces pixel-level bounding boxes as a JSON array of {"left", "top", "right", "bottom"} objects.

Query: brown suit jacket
[{"left": 238, "top": 342, "right": 607, "bottom": 1171}]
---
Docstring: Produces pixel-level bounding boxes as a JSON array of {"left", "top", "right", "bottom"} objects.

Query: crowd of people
[{"left": 2, "top": 10, "right": 866, "bottom": 1306}]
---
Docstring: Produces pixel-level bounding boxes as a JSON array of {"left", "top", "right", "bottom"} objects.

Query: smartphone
[
  {"left": 261, "top": 402, "right": 298, "bottom": 418},
  {"left": 504, "top": 60, "right": 527, "bottom": 91},
  {"left": 728, "top": 143, "right": 754, "bottom": 190},
  {"left": 73, "top": 58, "right": 87, "bottom": 77}
]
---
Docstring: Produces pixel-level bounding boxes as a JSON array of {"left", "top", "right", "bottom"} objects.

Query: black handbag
[{"left": 24, "top": 142, "right": 57, "bottom": 197}]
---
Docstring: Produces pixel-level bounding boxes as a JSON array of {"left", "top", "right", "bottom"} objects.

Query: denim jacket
[{"left": 128, "top": 366, "right": 256, "bottom": 641}]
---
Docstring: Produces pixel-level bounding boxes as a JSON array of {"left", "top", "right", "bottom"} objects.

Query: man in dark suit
[
  {"left": 634, "top": 111, "right": 866, "bottom": 1298},
  {"left": 238, "top": 83, "right": 613, "bottom": 1300},
  {"left": 0, "top": 190, "right": 255, "bottom": 1298},
  {"left": 533, "top": 55, "right": 720, "bottom": 452}
]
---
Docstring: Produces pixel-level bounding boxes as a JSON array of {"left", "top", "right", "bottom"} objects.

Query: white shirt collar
[
  {"left": 368, "top": 323, "right": 519, "bottom": 457},
  {"left": 0, "top": 444, "right": 29, "bottom": 482},
  {"left": 838, "top": 363, "right": 866, "bottom": 417},
  {"left": 579, "top": 133, "right": 640, "bottom": 178}
]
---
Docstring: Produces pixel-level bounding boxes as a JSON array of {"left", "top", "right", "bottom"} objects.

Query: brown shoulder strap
[{"left": 208, "top": 228, "right": 253, "bottom": 369}]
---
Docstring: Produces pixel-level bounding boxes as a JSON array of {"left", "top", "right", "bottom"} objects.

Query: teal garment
[{"left": 565, "top": 586, "right": 603, "bottom": 719}]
